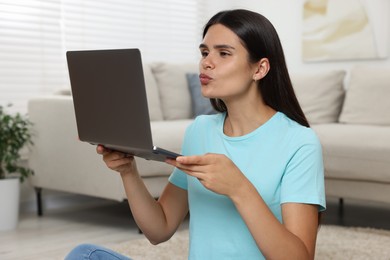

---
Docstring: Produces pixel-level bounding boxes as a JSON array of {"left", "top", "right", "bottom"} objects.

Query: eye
[
  {"left": 200, "top": 50, "right": 209, "bottom": 57},
  {"left": 220, "top": 51, "right": 230, "bottom": 57}
]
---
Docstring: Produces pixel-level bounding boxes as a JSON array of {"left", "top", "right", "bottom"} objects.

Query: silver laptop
[{"left": 66, "top": 48, "right": 181, "bottom": 162}]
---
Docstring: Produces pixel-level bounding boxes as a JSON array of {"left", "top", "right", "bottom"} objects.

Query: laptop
[{"left": 66, "top": 48, "right": 181, "bottom": 162}]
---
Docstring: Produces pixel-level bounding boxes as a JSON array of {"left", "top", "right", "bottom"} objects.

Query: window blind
[
  {"left": 0, "top": 0, "right": 64, "bottom": 112},
  {"left": 0, "top": 0, "right": 204, "bottom": 113}
]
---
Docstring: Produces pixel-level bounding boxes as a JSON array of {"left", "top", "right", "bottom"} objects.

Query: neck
[{"left": 224, "top": 105, "right": 276, "bottom": 137}]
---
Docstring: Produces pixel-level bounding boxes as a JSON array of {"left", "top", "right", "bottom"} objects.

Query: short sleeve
[
  {"left": 169, "top": 168, "right": 188, "bottom": 190},
  {"left": 280, "top": 135, "right": 326, "bottom": 211},
  {"left": 168, "top": 120, "right": 197, "bottom": 190}
]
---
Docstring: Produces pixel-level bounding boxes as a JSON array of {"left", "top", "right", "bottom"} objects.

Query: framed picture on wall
[{"left": 302, "top": 0, "right": 389, "bottom": 62}]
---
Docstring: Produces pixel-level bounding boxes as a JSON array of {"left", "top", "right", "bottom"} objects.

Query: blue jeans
[{"left": 65, "top": 243, "right": 132, "bottom": 260}]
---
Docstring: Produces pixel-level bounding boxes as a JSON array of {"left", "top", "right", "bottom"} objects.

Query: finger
[
  {"left": 174, "top": 164, "right": 207, "bottom": 180},
  {"left": 107, "top": 156, "right": 134, "bottom": 170},
  {"left": 176, "top": 155, "right": 208, "bottom": 165},
  {"left": 113, "top": 152, "right": 130, "bottom": 161},
  {"left": 165, "top": 158, "right": 176, "bottom": 166},
  {"left": 97, "top": 145, "right": 112, "bottom": 155},
  {"left": 96, "top": 145, "right": 105, "bottom": 154},
  {"left": 174, "top": 160, "right": 206, "bottom": 172},
  {"left": 164, "top": 159, "right": 204, "bottom": 178},
  {"left": 103, "top": 151, "right": 128, "bottom": 162}
]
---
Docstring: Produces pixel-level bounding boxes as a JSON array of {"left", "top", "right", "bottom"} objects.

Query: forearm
[
  {"left": 231, "top": 181, "right": 312, "bottom": 260},
  {"left": 98, "top": 146, "right": 182, "bottom": 243},
  {"left": 120, "top": 172, "right": 173, "bottom": 244}
]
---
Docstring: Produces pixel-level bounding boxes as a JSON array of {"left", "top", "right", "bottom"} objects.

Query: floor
[{"left": 0, "top": 194, "right": 389, "bottom": 260}]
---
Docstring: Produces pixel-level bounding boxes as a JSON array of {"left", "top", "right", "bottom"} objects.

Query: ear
[{"left": 252, "top": 58, "right": 270, "bottom": 81}]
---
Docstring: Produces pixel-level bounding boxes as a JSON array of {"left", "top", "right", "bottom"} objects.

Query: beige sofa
[
  {"left": 292, "top": 67, "right": 390, "bottom": 206},
  {"left": 28, "top": 64, "right": 390, "bottom": 215}
]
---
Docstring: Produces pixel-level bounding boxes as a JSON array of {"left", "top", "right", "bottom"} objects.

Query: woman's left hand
[{"left": 166, "top": 153, "right": 247, "bottom": 197}]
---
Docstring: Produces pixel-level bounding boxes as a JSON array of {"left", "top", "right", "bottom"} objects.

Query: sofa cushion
[
  {"left": 186, "top": 73, "right": 216, "bottom": 117},
  {"left": 312, "top": 124, "right": 390, "bottom": 183},
  {"left": 151, "top": 63, "right": 198, "bottom": 120},
  {"left": 143, "top": 64, "right": 164, "bottom": 121},
  {"left": 339, "top": 67, "right": 390, "bottom": 125},
  {"left": 291, "top": 70, "right": 346, "bottom": 124}
]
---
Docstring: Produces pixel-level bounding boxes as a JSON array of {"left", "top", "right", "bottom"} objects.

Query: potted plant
[{"left": 0, "top": 104, "right": 34, "bottom": 230}]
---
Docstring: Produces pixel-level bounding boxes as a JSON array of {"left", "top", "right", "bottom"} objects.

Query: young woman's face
[{"left": 199, "top": 24, "right": 258, "bottom": 102}]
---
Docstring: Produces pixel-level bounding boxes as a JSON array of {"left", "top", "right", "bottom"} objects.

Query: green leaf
[{"left": 0, "top": 104, "right": 34, "bottom": 182}]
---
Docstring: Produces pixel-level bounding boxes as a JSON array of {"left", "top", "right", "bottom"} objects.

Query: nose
[{"left": 200, "top": 55, "right": 214, "bottom": 70}]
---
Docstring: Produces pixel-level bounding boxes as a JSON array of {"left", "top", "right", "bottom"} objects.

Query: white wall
[{"left": 204, "top": 0, "right": 390, "bottom": 75}]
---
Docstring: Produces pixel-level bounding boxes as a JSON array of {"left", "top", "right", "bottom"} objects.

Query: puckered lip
[
  {"left": 199, "top": 73, "right": 212, "bottom": 85},
  {"left": 199, "top": 73, "right": 212, "bottom": 80},
  {"left": 199, "top": 73, "right": 213, "bottom": 85}
]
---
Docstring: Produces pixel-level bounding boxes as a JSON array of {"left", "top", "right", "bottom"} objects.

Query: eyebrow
[{"left": 199, "top": 43, "right": 236, "bottom": 50}]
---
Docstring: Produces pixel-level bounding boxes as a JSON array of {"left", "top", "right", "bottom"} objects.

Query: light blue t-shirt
[{"left": 169, "top": 112, "right": 326, "bottom": 260}]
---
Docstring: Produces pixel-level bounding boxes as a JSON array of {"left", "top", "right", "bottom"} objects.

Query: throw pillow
[
  {"left": 290, "top": 70, "right": 346, "bottom": 124},
  {"left": 339, "top": 67, "right": 390, "bottom": 125},
  {"left": 143, "top": 64, "right": 164, "bottom": 121},
  {"left": 186, "top": 73, "right": 216, "bottom": 117},
  {"left": 151, "top": 63, "right": 198, "bottom": 120}
]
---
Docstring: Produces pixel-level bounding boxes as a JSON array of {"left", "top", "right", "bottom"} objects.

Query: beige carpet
[{"left": 111, "top": 225, "right": 390, "bottom": 260}]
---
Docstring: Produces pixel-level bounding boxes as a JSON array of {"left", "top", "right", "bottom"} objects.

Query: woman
[{"left": 66, "top": 9, "right": 325, "bottom": 260}]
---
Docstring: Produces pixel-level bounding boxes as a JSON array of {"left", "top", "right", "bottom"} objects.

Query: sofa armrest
[
  {"left": 27, "top": 95, "right": 192, "bottom": 200},
  {"left": 28, "top": 96, "right": 128, "bottom": 200}
]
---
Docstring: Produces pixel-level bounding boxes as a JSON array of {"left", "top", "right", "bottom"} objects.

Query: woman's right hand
[{"left": 96, "top": 145, "right": 137, "bottom": 175}]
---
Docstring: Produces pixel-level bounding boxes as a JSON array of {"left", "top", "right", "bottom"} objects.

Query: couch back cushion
[
  {"left": 143, "top": 64, "right": 164, "bottom": 121},
  {"left": 151, "top": 63, "right": 198, "bottom": 120},
  {"left": 339, "top": 67, "right": 390, "bottom": 125},
  {"left": 291, "top": 70, "right": 346, "bottom": 124}
]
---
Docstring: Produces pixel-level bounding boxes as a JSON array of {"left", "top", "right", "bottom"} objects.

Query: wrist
[
  {"left": 119, "top": 164, "right": 139, "bottom": 179},
  {"left": 230, "top": 178, "right": 257, "bottom": 204}
]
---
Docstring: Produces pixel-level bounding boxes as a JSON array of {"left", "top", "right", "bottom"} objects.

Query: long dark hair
[{"left": 203, "top": 9, "right": 309, "bottom": 128}]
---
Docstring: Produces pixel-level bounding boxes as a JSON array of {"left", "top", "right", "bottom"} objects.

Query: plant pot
[{"left": 0, "top": 178, "right": 20, "bottom": 231}]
